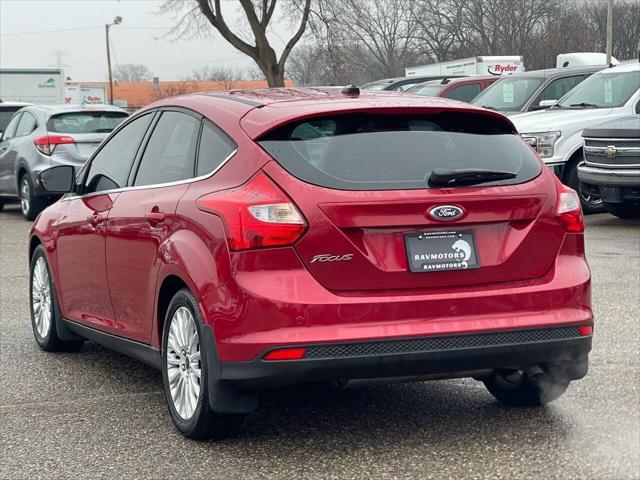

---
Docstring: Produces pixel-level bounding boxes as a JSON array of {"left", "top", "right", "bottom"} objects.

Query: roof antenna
[{"left": 341, "top": 85, "right": 360, "bottom": 96}]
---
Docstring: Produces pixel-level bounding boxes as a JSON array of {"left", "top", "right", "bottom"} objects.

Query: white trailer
[
  {"left": 406, "top": 56, "right": 524, "bottom": 77},
  {"left": 0, "top": 68, "right": 64, "bottom": 104},
  {"left": 64, "top": 84, "right": 108, "bottom": 104}
]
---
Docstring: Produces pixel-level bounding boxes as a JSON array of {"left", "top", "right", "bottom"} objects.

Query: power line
[{"left": 1, "top": 26, "right": 169, "bottom": 37}]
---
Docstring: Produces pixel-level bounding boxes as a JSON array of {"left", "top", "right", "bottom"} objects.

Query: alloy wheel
[
  {"left": 20, "top": 177, "right": 30, "bottom": 215},
  {"left": 31, "top": 256, "right": 52, "bottom": 338},
  {"left": 166, "top": 306, "right": 201, "bottom": 420}
]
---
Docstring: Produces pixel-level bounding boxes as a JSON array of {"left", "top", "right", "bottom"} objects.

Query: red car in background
[
  {"left": 405, "top": 75, "right": 500, "bottom": 102},
  {"left": 28, "top": 87, "right": 592, "bottom": 440}
]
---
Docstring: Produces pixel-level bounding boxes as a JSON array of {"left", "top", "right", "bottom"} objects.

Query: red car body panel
[{"left": 29, "top": 89, "right": 593, "bottom": 376}]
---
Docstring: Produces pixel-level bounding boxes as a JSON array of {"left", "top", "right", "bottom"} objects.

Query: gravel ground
[{"left": 1, "top": 203, "right": 639, "bottom": 480}]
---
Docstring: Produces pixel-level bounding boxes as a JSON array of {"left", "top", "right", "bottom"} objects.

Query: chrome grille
[{"left": 584, "top": 137, "right": 640, "bottom": 168}]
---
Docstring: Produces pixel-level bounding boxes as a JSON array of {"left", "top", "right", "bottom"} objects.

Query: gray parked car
[
  {"left": 0, "top": 104, "right": 128, "bottom": 219},
  {"left": 471, "top": 66, "right": 605, "bottom": 116}
]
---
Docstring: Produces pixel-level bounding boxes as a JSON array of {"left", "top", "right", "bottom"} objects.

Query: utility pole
[
  {"left": 105, "top": 16, "right": 122, "bottom": 105},
  {"left": 606, "top": 0, "right": 613, "bottom": 66}
]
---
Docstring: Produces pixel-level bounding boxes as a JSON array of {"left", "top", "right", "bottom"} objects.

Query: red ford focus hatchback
[{"left": 29, "top": 87, "right": 593, "bottom": 439}]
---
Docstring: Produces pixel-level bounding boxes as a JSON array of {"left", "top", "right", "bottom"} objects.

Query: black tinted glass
[
  {"left": 84, "top": 113, "right": 153, "bottom": 193},
  {"left": 445, "top": 83, "right": 482, "bottom": 102},
  {"left": 134, "top": 111, "right": 200, "bottom": 187},
  {"left": 0, "top": 108, "right": 22, "bottom": 133},
  {"left": 196, "top": 121, "right": 236, "bottom": 177},
  {"left": 48, "top": 111, "right": 128, "bottom": 134},
  {"left": 259, "top": 112, "right": 541, "bottom": 190}
]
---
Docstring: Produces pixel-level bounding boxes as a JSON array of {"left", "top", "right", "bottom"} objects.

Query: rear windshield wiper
[
  {"left": 569, "top": 102, "right": 599, "bottom": 108},
  {"left": 428, "top": 168, "right": 517, "bottom": 187}
]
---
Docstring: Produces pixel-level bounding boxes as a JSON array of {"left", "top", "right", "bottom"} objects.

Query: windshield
[
  {"left": 406, "top": 85, "right": 444, "bottom": 96},
  {"left": 259, "top": 112, "right": 541, "bottom": 191},
  {"left": 472, "top": 77, "right": 543, "bottom": 111},
  {"left": 556, "top": 70, "right": 640, "bottom": 108},
  {"left": 47, "top": 111, "right": 128, "bottom": 134},
  {"left": 361, "top": 82, "right": 390, "bottom": 91}
]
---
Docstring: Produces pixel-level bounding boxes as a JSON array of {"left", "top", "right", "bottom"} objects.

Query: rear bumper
[{"left": 220, "top": 327, "right": 592, "bottom": 389}]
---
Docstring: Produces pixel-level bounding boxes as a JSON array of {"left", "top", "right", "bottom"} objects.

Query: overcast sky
[{"left": 0, "top": 0, "right": 291, "bottom": 81}]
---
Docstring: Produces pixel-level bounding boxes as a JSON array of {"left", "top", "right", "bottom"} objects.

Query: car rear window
[
  {"left": 47, "top": 111, "right": 128, "bottom": 134},
  {"left": 258, "top": 112, "right": 541, "bottom": 190}
]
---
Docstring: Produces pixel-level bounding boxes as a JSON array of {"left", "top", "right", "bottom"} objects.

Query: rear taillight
[
  {"left": 34, "top": 135, "right": 75, "bottom": 155},
  {"left": 555, "top": 179, "right": 584, "bottom": 233},
  {"left": 197, "top": 172, "right": 307, "bottom": 250}
]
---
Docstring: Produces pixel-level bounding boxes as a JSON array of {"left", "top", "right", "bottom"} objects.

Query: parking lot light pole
[
  {"left": 105, "top": 16, "right": 122, "bottom": 105},
  {"left": 606, "top": 0, "right": 613, "bottom": 66}
]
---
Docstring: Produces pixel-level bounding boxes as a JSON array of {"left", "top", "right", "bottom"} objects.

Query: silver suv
[{"left": 0, "top": 104, "right": 128, "bottom": 219}]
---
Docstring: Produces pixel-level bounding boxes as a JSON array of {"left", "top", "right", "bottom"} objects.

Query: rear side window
[
  {"left": 47, "top": 111, "right": 128, "bottom": 134},
  {"left": 134, "top": 111, "right": 200, "bottom": 187},
  {"left": 196, "top": 121, "right": 236, "bottom": 176},
  {"left": 445, "top": 83, "right": 482, "bottom": 102},
  {"left": 15, "top": 112, "right": 37, "bottom": 137},
  {"left": 258, "top": 112, "right": 541, "bottom": 191},
  {"left": 83, "top": 113, "right": 153, "bottom": 194}
]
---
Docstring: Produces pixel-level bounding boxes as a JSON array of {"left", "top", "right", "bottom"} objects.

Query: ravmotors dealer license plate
[{"left": 405, "top": 231, "right": 479, "bottom": 273}]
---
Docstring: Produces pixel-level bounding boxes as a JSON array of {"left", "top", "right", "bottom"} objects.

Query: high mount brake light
[
  {"left": 34, "top": 135, "right": 76, "bottom": 155},
  {"left": 196, "top": 172, "right": 307, "bottom": 250},
  {"left": 554, "top": 178, "right": 584, "bottom": 233}
]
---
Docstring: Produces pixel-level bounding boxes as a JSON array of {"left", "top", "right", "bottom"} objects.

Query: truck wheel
[
  {"left": 483, "top": 368, "right": 570, "bottom": 407},
  {"left": 604, "top": 203, "right": 639, "bottom": 219},
  {"left": 565, "top": 160, "right": 603, "bottom": 215}
]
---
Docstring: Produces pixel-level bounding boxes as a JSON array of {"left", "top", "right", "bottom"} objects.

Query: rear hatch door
[{"left": 258, "top": 109, "right": 564, "bottom": 291}]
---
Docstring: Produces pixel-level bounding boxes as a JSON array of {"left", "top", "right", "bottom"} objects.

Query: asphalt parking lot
[{"left": 1, "top": 203, "right": 638, "bottom": 480}]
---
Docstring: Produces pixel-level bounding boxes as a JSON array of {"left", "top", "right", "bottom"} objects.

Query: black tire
[
  {"left": 565, "top": 160, "right": 603, "bottom": 215},
  {"left": 0, "top": 199, "right": 5, "bottom": 212},
  {"left": 29, "top": 245, "right": 84, "bottom": 352},
  {"left": 19, "top": 173, "right": 48, "bottom": 221},
  {"left": 483, "top": 367, "right": 570, "bottom": 407},
  {"left": 161, "top": 288, "right": 245, "bottom": 440},
  {"left": 603, "top": 202, "right": 640, "bottom": 219}
]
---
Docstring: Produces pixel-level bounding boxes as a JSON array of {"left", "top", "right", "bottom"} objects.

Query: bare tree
[
  {"left": 189, "top": 65, "right": 245, "bottom": 88},
  {"left": 114, "top": 63, "right": 154, "bottom": 82},
  {"left": 160, "top": 0, "right": 312, "bottom": 87},
  {"left": 152, "top": 81, "right": 198, "bottom": 100},
  {"left": 317, "top": 0, "right": 419, "bottom": 78}
]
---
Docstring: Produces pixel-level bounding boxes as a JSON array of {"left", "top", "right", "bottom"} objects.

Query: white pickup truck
[{"left": 511, "top": 63, "right": 640, "bottom": 213}]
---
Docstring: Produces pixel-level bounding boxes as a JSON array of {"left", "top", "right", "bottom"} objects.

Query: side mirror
[
  {"left": 532, "top": 99, "right": 558, "bottom": 110},
  {"left": 38, "top": 165, "right": 76, "bottom": 194}
]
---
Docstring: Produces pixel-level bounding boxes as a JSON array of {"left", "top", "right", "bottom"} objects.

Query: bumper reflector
[
  {"left": 578, "top": 325, "right": 593, "bottom": 336},
  {"left": 263, "top": 348, "right": 307, "bottom": 361}
]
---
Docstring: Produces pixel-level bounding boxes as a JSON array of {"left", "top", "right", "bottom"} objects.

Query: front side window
[
  {"left": 0, "top": 108, "right": 23, "bottom": 134},
  {"left": 83, "top": 113, "right": 153, "bottom": 194},
  {"left": 556, "top": 70, "right": 640, "bottom": 108},
  {"left": 471, "top": 77, "right": 544, "bottom": 111},
  {"left": 259, "top": 112, "right": 541, "bottom": 191},
  {"left": 196, "top": 121, "right": 236, "bottom": 177},
  {"left": 134, "top": 111, "right": 200, "bottom": 187},
  {"left": 15, "top": 112, "right": 38, "bottom": 137},
  {"left": 1, "top": 113, "right": 22, "bottom": 141},
  {"left": 445, "top": 83, "right": 482, "bottom": 102},
  {"left": 533, "top": 75, "right": 585, "bottom": 106}
]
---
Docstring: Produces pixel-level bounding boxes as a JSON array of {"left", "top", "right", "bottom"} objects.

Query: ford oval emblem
[{"left": 429, "top": 205, "right": 464, "bottom": 221}]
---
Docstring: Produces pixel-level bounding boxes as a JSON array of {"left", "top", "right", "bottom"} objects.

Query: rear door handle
[
  {"left": 88, "top": 213, "right": 104, "bottom": 226},
  {"left": 145, "top": 211, "right": 166, "bottom": 225},
  {"left": 0, "top": 145, "right": 8, "bottom": 153}
]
